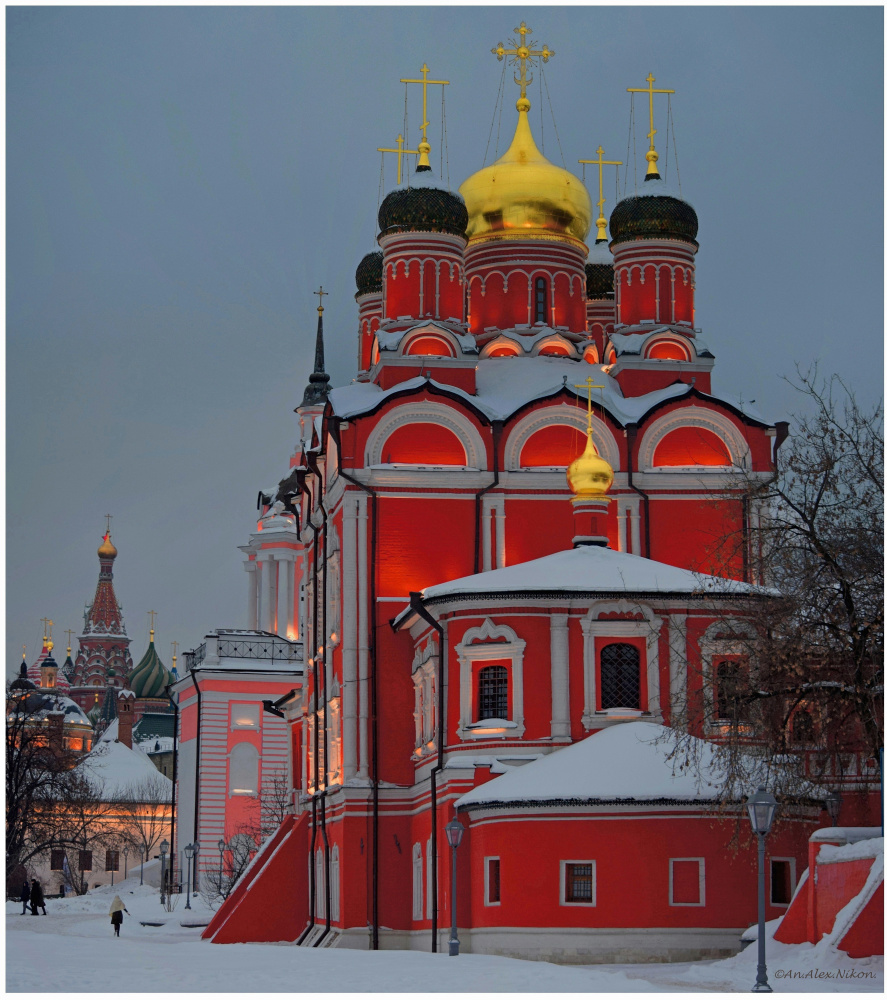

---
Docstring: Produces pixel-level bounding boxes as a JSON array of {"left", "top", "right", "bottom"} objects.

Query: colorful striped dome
[{"left": 130, "top": 637, "right": 173, "bottom": 699}]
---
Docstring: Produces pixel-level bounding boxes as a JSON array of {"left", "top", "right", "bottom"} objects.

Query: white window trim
[
  {"left": 330, "top": 845, "right": 340, "bottom": 922},
  {"left": 669, "top": 857, "right": 706, "bottom": 907},
  {"left": 560, "top": 859, "right": 596, "bottom": 907},
  {"left": 770, "top": 857, "right": 796, "bottom": 907},
  {"left": 364, "top": 402, "right": 486, "bottom": 470},
  {"left": 700, "top": 619, "right": 758, "bottom": 736},
  {"left": 484, "top": 856, "right": 501, "bottom": 907},
  {"left": 230, "top": 702, "right": 261, "bottom": 730},
  {"left": 504, "top": 403, "right": 620, "bottom": 472},
  {"left": 425, "top": 837, "right": 433, "bottom": 920},
  {"left": 455, "top": 619, "right": 526, "bottom": 740},
  {"left": 638, "top": 407, "right": 750, "bottom": 472},
  {"left": 412, "top": 843, "right": 424, "bottom": 920},
  {"left": 228, "top": 741, "right": 260, "bottom": 797}
]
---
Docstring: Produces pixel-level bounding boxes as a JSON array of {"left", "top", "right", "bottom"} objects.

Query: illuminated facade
[{"left": 195, "top": 26, "right": 875, "bottom": 961}]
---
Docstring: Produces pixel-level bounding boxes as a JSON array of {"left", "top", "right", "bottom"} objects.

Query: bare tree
[{"left": 118, "top": 773, "right": 173, "bottom": 870}]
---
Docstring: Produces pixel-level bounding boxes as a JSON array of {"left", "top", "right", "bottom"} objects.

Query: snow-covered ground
[{"left": 6, "top": 876, "right": 882, "bottom": 993}]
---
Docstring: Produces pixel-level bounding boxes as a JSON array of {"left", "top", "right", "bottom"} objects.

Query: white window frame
[
  {"left": 330, "top": 845, "right": 340, "bottom": 922},
  {"left": 560, "top": 859, "right": 596, "bottom": 907},
  {"left": 412, "top": 843, "right": 424, "bottom": 920},
  {"left": 228, "top": 741, "right": 259, "bottom": 796},
  {"left": 669, "top": 857, "right": 706, "bottom": 907},
  {"left": 230, "top": 702, "right": 261, "bottom": 730},
  {"left": 455, "top": 619, "right": 526, "bottom": 740},
  {"left": 484, "top": 856, "right": 501, "bottom": 907},
  {"left": 770, "top": 857, "right": 796, "bottom": 907},
  {"left": 315, "top": 849, "right": 325, "bottom": 919},
  {"left": 425, "top": 838, "right": 433, "bottom": 920}
]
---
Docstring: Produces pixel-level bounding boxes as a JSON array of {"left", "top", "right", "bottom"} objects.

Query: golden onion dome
[
  {"left": 459, "top": 104, "right": 592, "bottom": 246},
  {"left": 566, "top": 433, "right": 614, "bottom": 499},
  {"left": 98, "top": 531, "right": 118, "bottom": 560}
]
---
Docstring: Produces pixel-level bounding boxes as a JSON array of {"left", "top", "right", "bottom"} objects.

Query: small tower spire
[{"left": 300, "top": 288, "right": 331, "bottom": 407}]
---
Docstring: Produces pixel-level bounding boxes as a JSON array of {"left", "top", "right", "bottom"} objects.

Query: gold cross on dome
[
  {"left": 627, "top": 73, "right": 675, "bottom": 176},
  {"left": 65, "top": 629, "right": 75, "bottom": 652},
  {"left": 574, "top": 377, "right": 606, "bottom": 438},
  {"left": 22, "top": 644, "right": 26, "bottom": 660},
  {"left": 40, "top": 617, "right": 53, "bottom": 642},
  {"left": 377, "top": 133, "right": 419, "bottom": 186},
  {"left": 399, "top": 64, "right": 449, "bottom": 146},
  {"left": 579, "top": 146, "right": 623, "bottom": 241},
  {"left": 104, "top": 513, "right": 113, "bottom": 533},
  {"left": 171, "top": 640, "right": 179, "bottom": 658},
  {"left": 314, "top": 286, "right": 328, "bottom": 315},
  {"left": 492, "top": 22, "right": 553, "bottom": 105},
  {"left": 147, "top": 610, "right": 158, "bottom": 636}
]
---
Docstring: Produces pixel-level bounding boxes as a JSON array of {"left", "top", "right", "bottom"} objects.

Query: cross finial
[
  {"left": 399, "top": 63, "right": 449, "bottom": 167},
  {"left": 573, "top": 376, "right": 607, "bottom": 439},
  {"left": 171, "top": 640, "right": 178, "bottom": 658},
  {"left": 492, "top": 21, "right": 554, "bottom": 110},
  {"left": 377, "top": 133, "right": 419, "bottom": 186},
  {"left": 40, "top": 617, "right": 53, "bottom": 643},
  {"left": 104, "top": 514, "right": 113, "bottom": 534},
  {"left": 627, "top": 73, "right": 675, "bottom": 178},
  {"left": 65, "top": 629, "right": 74, "bottom": 654},
  {"left": 22, "top": 644, "right": 26, "bottom": 661},
  {"left": 314, "top": 286, "right": 328, "bottom": 315},
  {"left": 147, "top": 610, "right": 158, "bottom": 640},
  {"left": 578, "top": 146, "right": 623, "bottom": 241}
]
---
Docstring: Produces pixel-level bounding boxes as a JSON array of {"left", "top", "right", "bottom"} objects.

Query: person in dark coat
[
  {"left": 20, "top": 880, "right": 30, "bottom": 915},
  {"left": 109, "top": 896, "right": 129, "bottom": 936},
  {"left": 29, "top": 879, "right": 46, "bottom": 915}
]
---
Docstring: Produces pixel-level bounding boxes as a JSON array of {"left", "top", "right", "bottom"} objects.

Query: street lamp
[
  {"left": 110, "top": 848, "right": 115, "bottom": 887},
  {"left": 746, "top": 785, "right": 777, "bottom": 993},
  {"left": 140, "top": 846, "right": 145, "bottom": 886},
  {"left": 192, "top": 841, "right": 201, "bottom": 893},
  {"left": 159, "top": 839, "right": 169, "bottom": 906},
  {"left": 445, "top": 817, "right": 465, "bottom": 957},
  {"left": 123, "top": 844, "right": 129, "bottom": 880},
  {"left": 184, "top": 843, "right": 194, "bottom": 910},
  {"left": 824, "top": 790, "right": 842, "bottom": 827},
  {"left": 217, "top": 839, "right": 226, "bottom": 898}
]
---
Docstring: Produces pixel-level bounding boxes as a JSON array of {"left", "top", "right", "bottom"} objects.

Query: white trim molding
[
  {"left": 455, "top": 618, "right": 526, "bottom": 740},
  {"left": 637, "top": 407, "right": 750, "bottom": 472},
  {"left": 364, "top": 402, "right": 487, "bottom": 471},
  {"left": 560, "top": 859, "right": 597, "bottom": 907},
  {"left": 504, "top": 403, "right": 620, "bottom": 472},
  {"left": 669, "top": 857, "right": 706, "bottom": 906}
]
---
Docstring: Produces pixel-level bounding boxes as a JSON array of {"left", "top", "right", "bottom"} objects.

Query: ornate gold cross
[
  {"left": 492, "top": 22, "right": 553, "bottom": 105},
  {"left": 314, "top": 286, "right": 328, "bottom": 315},
  {"left": 579, "top": 146, "right": 623, "bottom": 241},
  {"left": 627, "top": 73, "right": 675, "bottom": 176},
  {"left": 400, "top": 64, "right": 449, "bottom": 145},
  {"left": 104, "top": 513, "right": 113, "bottom": 533},
  {"left": 377, "top": 133, "right": 419, "bottom": 185},
  {"left": 40, "top": 617, "right": 53, "bottom": 642},
  {"left": 574, "top": 377, "right": 606, "bottom": 439}
]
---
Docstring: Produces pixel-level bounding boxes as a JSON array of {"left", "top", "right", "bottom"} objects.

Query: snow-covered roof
[
  {"left": 615, "top": 176, "right": 695, "bottom": 209},
  {"left": 586, "top": 241, "right": 614, "bottom": 264},
  {"left": 456, "top": 721, "right": 754, "bottom": 810},
  {"left": 415, "top": 544, "right": 765, "bottom": 605},
  {"left": 77, "top": 721, "right": 173, "bottom": 801},
  {"left": 377, "top": 321, "right": 477, "bottom": 355},
  {"left": 609, "top": 328, "right": 715, "bottom": 360}
]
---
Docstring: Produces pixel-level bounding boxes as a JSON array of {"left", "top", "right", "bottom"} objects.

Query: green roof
[
  {"left": 133, "top": 712, "right": 175, "bottom": 742},
  {"left": 130, "top": 641, "right": 173, "bottom": 699}
]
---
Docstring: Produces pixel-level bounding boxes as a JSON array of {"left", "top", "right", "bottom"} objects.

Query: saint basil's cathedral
[{"left": 169, "top": 25, "right": 878, "bottom": 962}]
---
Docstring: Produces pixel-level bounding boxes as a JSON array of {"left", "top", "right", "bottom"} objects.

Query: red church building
[{"left": 193, "top": 25, "right": 876, "bottom": 961}]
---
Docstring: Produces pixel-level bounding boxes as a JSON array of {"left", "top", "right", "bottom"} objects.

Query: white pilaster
[
  {"left": 245, "top": 561, "right": 258, "bottom": 630},
  {"left": 630, "top": 507, "right": 642, "bottom": 555},
  {"left": 616, "top": 508, "right": 627, "bottom": 553},
  {"left": 550, "top": 614, "right": 570, "bottom": 739},
  {"left": 342, "top": 494, "right": 358, "bottom": 781},
  {"left": 357, "top": 496, "right": 369, "bottom": 779},
  {"left": 285, "top": 556, "right": 295, "bottom": 639}
]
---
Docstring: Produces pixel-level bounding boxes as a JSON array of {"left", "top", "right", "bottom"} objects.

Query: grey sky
[{"left": 7, "top": 6, "right": 883, "bottom": 674}]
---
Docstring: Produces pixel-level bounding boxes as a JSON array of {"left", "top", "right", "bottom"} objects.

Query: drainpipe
[
  {"left": 166, "top": 683, "right": 179, "bottom": 861},
  {"left": 473, "top": 421, "right": 503, "bottom": 574},
  {"left": 626, "top": 423, "right": 651, "bottom": 556},
  {"left": 409, "top": 592, "right": 446, "bottom": 954},
  {"left": 190, "top": 668, "right": 203, "bottom": 853},
  {"left": 772, "top": 421, "right": 790, "bottom": 472},
  {"left": 328, "top": 416, "right": 381, "bottom": 949}
]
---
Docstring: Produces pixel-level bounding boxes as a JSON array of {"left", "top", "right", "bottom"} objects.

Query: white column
[
  {"left": 495, "top": 502, "right": 506, "bottom": 568},
  {"left": 482, "top": 500, "right": 492, "bottom": 572},
  {"left": 580, "top": 618, "right": 595, "bottom": 729},
  {"left": 630, "top": 505, "right": 641, "bottom": 555},
  {"left": 668, "top": 613, "right": 688, "bottom": 723},
  {"left": 616, "top": 506, "right": 627, "bottom": 553},
  {"left": 550, "top": 614, "right": 570, "bottom": 739},
  {"left": 284, "top": 556, "right": 295, "bottom": 639},
  {"left": 269, "top": 555, "right": 279, "bottom": 634},
  {"left": 256, "top": 557, "right": 265, "bottom": 631},
  {"left": 245, "top": 561, "right": 258, "bottom": 630},
  {"left": 342, "top": 494, "right": 359, "bottom": 781},
  {"left": 260, "top": 555, "right": 276, "bottom": 633},
  {"left": 357, "top": 496, "right": 369, "bottom": 780}
]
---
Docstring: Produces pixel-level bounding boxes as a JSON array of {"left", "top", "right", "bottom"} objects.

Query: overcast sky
[{"left": 7, "top": 6, "right": 883, "bottom": 675}]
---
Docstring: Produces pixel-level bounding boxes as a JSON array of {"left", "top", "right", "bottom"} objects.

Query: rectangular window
[
  {"left": 477, "top": 665, "right": 508, "bottom": 720},
  {"left": 770, "top": 858, "right": 795, "bottom": 906},
  {"left": 715, "top": 659, "right": 747, "bottom": 722},
  {"left": 105, "top": 849, "right": 120, "bottom": 872},
  {"left": 79, "top": 850, "right": 93, "bottom": 872},
  {"left": 561, "top": 860, "right": 596, "bottom": 905},
  {"left": 50, "top": 849, "right": 65, "bottom": 871},
  {"left": 485, "top": 857, "right": 501, "bottom": 905},
  {"left": 231, "top": 703, "right": 261, "bottom": 729},
  {"left": 670, "top": 858, "right": 705, "bottom": 906}
]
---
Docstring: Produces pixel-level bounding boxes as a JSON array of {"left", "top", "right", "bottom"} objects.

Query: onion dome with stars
[
  {"left": 355, "top": 251, "right": 383, "bottom": 297},
  {"left": 609, "top": 177, "right": 698, "bottom": 249},
  {"left": 130, "top": 629, "right": 173, "bottom": 699},
  {"left": 378, "top": 164, "right": 469, "bottom": 239}
]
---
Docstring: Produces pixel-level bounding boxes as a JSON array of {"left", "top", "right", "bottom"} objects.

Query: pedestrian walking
[
  {"left": 109, "top": 895, "right": 129, "bottom": 937},
  {"left": 29, "top": 879, "right": 46, "bottom": 915},
  {"left": 20, "top": 880, "right": 30, "bottom": 915}
]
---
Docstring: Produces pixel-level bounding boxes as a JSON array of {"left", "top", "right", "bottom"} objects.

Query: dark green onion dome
[
  {"left": 378, "top": 167, "right": 468, "bottom": 239},
  {"left": 609, "top": 178, "right": 698, "bottom": 248},
  {"left": 10, "top": 660, "right": 36, "bottom": 693},
  {"left": 585, "top": 241, "right": 615, "bottom": 300},
  {"left": 87, "top": 696, "right": 102, "bottom": 727},
  {"left": 130, "top": 639, "right": 173, "bottom": 699},
  {"left": 355, "top": 251, "right": 383, "bottom": 297}
]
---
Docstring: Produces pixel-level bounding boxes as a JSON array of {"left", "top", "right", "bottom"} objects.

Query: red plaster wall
[{"left": 649, "top": 498, "right": 745, "bottom": 578}]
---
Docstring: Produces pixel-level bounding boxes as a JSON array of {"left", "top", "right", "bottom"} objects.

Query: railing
[
  {"left": 217, "top": 636, "right": 300, "bottom": 662},
  {"left": 183, "top": 643, "right": 207, "bottom": 671}
]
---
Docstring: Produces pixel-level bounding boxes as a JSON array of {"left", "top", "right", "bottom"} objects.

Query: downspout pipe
[
  {"left": 626, "top": 423, "right": 651, "bottom": 557},
  {"left": 328, "top": 415, "right": 381, "bottom": 950},
  {"left": 190, "top": 668, "right": 203, "bottom": 853},
  {"left": 473, "top": 420, "right": 502, "bottom": 574},
  {"left": 408, "top": 592, "right": 445, "bottom": 954},
  {"left": 165, "top": 683, "right": 179, "bottom": 862}
]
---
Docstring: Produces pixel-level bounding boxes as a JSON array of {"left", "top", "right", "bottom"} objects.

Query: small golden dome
[
  {"left": 98, "top": 531, "right": 118, "bottom": 560},
  {"left": 566, "top": 433, "right": 614, "bottom": 499},
  {"left": 459, "top": 107, "right": 592, "bottom": 246}
]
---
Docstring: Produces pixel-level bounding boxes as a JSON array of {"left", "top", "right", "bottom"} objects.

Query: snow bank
[{"left": 817, "top": 837, "right": 884, "bottom": 864}]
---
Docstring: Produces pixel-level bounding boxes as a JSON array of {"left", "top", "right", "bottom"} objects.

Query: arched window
[
  {"left": 792, "top": 711, "right": 815, "bottom": 744},
  {"left": 647, "top": 339, "right": 690, "bottom": 361},
  {"left": 330, "top": 846, "right": 340, "bottom": 922},
  {"left": 715, "top": 660, "right": 747, "bottom": 722},
  {"left": 404, "top": 335, "right": 456, "bottom": 358},
  {"left": 315, "top": 849, "right": 325, "bottom": 918},
  {"left": 653, "top": 426, "right": 732, "bottom": 467},
  {"left": 600, "top": 643, "right": 640, "bottom": 710},
  {"left": 534, "top": 277, "right": 548, "bottom": 324},
  {"left": 412, "top": 843, "right": 424, "bottom": 920},
  {"left": 477, "top": 665, "right": 508, "bottom": 720},
  {"left": 228, "top": 742, "right": 259, "bottom": 795}
]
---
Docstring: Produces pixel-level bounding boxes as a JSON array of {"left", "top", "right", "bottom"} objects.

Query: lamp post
[
  {"left": 159, "top": 839, "right": 169, "bottom": 905},
  {"left": 192, "top": 841, "right": 201, "bottom": 894},
  {"left": 445, "top": 817, "right": 465, "bottom": 957},
  {"left": 746, "top": 786, "right": 777, "bottom": 993},
  {"left": 140, "top": 846, "right": 145, "bottom": 886},
  {"left": 110, "top": 849, "right": 115, "bottom": 887},
  {"left": 184, "top": 843, "right": 194, "bottom": 909},
  {"left": 824, "top": 790, "right": 842, "bottom": 827},
  {"left": 217, "top": 839, "right": 226, "bottom": 898},
  {"left": 123, "top": 845, "right": 129, "bottom": 880}
]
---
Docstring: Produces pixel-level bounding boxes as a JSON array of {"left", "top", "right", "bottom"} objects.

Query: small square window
[
  {"left": 670, "top": 858, "right": 705, "bottom": 906},
  {"left": 105, "top": 849, "right": 120, "bottom": 872},
  {"left": 561, "top": 860, "right": 595, "bottom": 906},
  {"left": 231, "top": 703, "right": 261, "bottom": 729},
  {"left": 79, "top": 850, "right": 93, "bottom": 872},
  {"left": 485, "top": 857, "right": 501, "bottom": 905},
  {"left": 50, "top": 849, "right": 65, "bottom": 871},
  {"left": 770, "top": 859, "right": 795, "bottom": 906}
]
